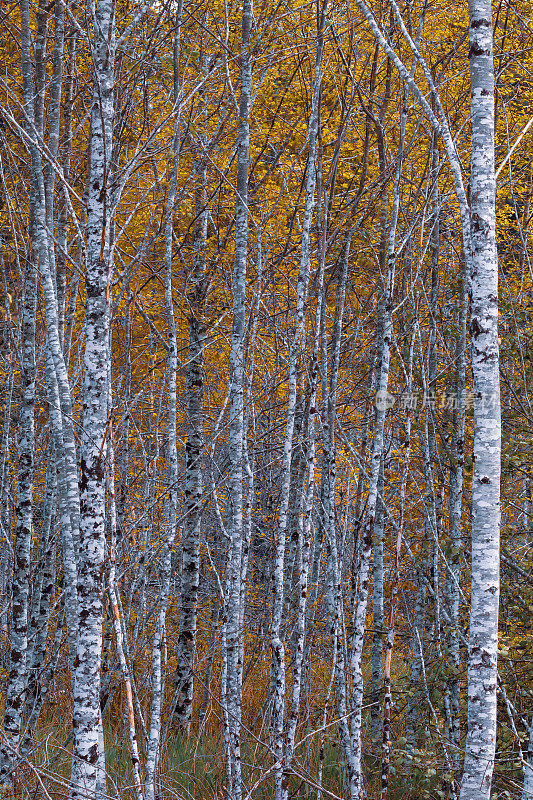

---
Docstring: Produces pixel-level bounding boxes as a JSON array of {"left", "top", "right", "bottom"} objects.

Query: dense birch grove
[{"left": 1, "top": 0, "right": 533, "bottom": 797}]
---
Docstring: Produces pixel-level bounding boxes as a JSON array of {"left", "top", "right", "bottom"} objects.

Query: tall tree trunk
[
  {"left": 144, "top": 11, "right": 184, "bottom": 795},
  {"left": 459, "top": 2, "right": 500, "bottom": 798},
  {"left": 71, "top": 0, "right": 115, "bottom": 793},
  {"left": 444, "top": 258, "right": 467, "bottom": 798},
  {"left": 347, "top": 54, "right": 408, "bottom": 800},
  {"left": 223, "top": 1, "right": 253, "bottom": 797},
  {"left": 370, "top": 458, "right": 385, "bottom": 753},
  {"left": 144, "top": 389, "right": 173, "bottom": 800},
  {"left": 174, "top": 148, "right": 206, "bottom": 737},
  {"left": 282, "top": 195, "right": 327, "bottom": 794},
  {"left": 0, "top": 234, "right": 36, "bottom": 789},
  {"left": 405, "top": 539, "right": 428, "bottom": 755},
  {"left": 107, "top": 388, "right": 143, "bottom": 800},
  {"left": 381, "top": 333, "right": 414, "bottom": 800},
  {"left": 25, "top": 460, "right": 56, "bottom": 724},
  {"left": 271, "top": 8, "right": 326, "bottom": 799}
]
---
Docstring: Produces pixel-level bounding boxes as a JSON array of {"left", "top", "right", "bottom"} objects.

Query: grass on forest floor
[
  {"left": 14, "top": 716, "right": 454, "bottom": 800},
  {"left": 15, "top": 724, "right": 349, "bottom": 800}
]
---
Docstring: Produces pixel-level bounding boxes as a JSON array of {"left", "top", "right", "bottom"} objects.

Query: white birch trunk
[
  {"left": 0, "top": 239, "right": 36, "bottom": 788},
  {"left": 0, "top": 202, "right": 14, "bottom": 565},
  {"left": 105, "top": 348, "right": 143, "bottom": 800},
  {"left": 282, "top": 209, "right": 326, "bottom": 790},
  {"left": 162, "top": 0, "right": 183, "bottom": 738},
  {"left": 347, "top": 69, "right": 408, "bottom": 800},
  {"left": 26, "top": 460, "right": 56, "bottom": 720},
  {"left": 324, "top": 233, "right": 363, "bottom": 800},
  {"left": 405, "top": 548, "right": 427, "bottom": 756},
  {"left": 174, "top": 147, "right": 205, "bottom": 737},
  {"left": 144, "top": 541, "right": 173, "bottom": 800},
  {"left": 445, "top": 260, "right": 467, "bottom": 794},
  {"left": 144, "top": 9, "right": 184, "bottom": 795},
  {"left": 459, "top": 2, "right": 501, "bottom": 797},
  {"left": 223, "top": 2, "right": 253, "bottom": 797},
  {"left": 15, "top": 0, "right": 81, "bottom": 741},
  {"left": 380, "top": 334, "right": 414, "bottom": 800},
  {"left": 271, "top": 10, "right": 326, "bottom": 798},
  {"left": 71, "top": 0, "right": 115, "bottom": 793},
  {"left": 144, "top": 384, "right": 176, "bottom": 799},
  {"left": 370, "top": 459, "right": 385, "bottom": 753}
]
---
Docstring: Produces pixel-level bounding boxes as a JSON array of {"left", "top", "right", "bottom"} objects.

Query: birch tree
[
  {"left": 0, "top": 197, "right": 36, "bottom": 791},
  {"left": 459, "top": 1, "right": 501, "bottom": 797},
  {"left": 223, "top": 2, "right": 253, "bottom": 797},
  {"left": 271, "top": 8, "right": 326, "bottom": 798},
  {"left": 71, "top": 0, "right": 115, "bottom": 793},
  {"left": 173, "top": 133, "right": 206, "bottom": 739}
]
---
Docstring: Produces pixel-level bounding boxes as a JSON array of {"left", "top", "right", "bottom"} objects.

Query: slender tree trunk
[
  {"left": 370, "top": 458, "right": 385, "bottom": 753},
  {"left": 0, "top": 225, "right": 14, "bottom": 562},
  {"left": 174, "top": 145, "right": 205, "bottom": 737},
  {"left": 327, "top": 234, "right": 363, "bottom": 800},
  {"left": 26, "top": 460, "right": 56, "bottom": 720},
  {"left": 223, "top": 2, "right": 253, "bottom": 797},
  {"left": 0, "top": 236, "right": 36, "bottom": 788},
  {"left": 144, "top": 400, "right": 174, "bottom": 800},
  {"left": 347, "top": 56, "right": 409, "bottom": 800},
  {"left": 107, "top": 397, "right": 143, "bottom": 800},
  {"left": 282, "top": 201, "right": 326, "bottom": 792},
  {"left": 444, "top": 259, "right": 467, "bottom": 798},
  {"left": 271, "top": 9, "right": 326, "bottom": 799},
  {"left": 143, "top": 11, "right": 183, "bottom": 783},
  {"left": 57, "top": 30, "right": 76, "bottom": 353},
  {"left": 405, "top": 541, "right": 428, "bottom": 755},
  {"left": 381, "top": 334, "right": 414, "bottom": 800}
]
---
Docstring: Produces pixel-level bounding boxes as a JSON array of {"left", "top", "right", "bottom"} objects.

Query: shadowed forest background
[{"left": 0, "top": 0, "right": 531, "bottom": 797}]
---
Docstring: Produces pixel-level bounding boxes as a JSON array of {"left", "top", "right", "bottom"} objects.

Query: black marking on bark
[
  {"left": 469, "top": 43, "right": 490, "bottom": 57},
  {"left": 471, "top": 317, "right": 483, "bottom": 338},
  {"left": 95, "top": 458, "right": 105, "bottom": 481},
  {"left": 87, "top": 743, "right": 98, "bottom": 764},
  {"left": 80, "top": 457, "right": 88, "bottom": 493},
  {"left": 471, "top": 212, "right": 490, "bottom": 236}
]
